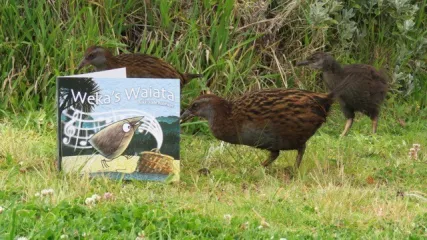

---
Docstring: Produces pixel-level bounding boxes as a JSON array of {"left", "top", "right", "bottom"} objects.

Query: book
[{"left": 56, "top": 68, "right": 180, "bottom": 182}]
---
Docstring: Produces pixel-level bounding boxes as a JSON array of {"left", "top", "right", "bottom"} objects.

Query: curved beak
[
  {"left": 129, "top": 116, "right": 144, "bottom": 130},
  {"left": 295, "top": 60, "right": 310, "bottom": 66},
  {"left": 77, "top": 58, "right": 89, "bottom": 71},
  {"left": 180, "top": 109, "right": 194, "bottom": 124}
]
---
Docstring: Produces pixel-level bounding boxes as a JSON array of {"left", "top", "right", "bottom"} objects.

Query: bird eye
[
  {"left": 122, "top": 123, "right": 132, "bottom": 133},
  {"left": 192, "top": 103, "right": 199, "bottom": 108},
  {"left": 87, "top": 53, "right": 95, "bottom": 59}
]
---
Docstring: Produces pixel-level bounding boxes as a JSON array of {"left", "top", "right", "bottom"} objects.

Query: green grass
[
  {"left": 1, "top": 104, "right": 426, "bottom": 239},
  {"left": 2, "top": 0, "right": 426, "bottom": 116},
  {"left": 1, "top": 0, "right": 427, "bottom": 239}
]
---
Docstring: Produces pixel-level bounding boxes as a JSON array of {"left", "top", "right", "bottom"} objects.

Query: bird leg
[
  {"left": 371, "top": 116, "right": 378, "bottom": 134},
  {"left": 340, "top": 118, "right": 354, "bottom": 137},
  {"left": 294, "top": 144, "right": 306, "bottom": 169},
  {"left": 101, "top": 159, "right": 110, "bottom": 168},
  {"left": 261, "top": 150, "right": 280, "bottom": 167}
]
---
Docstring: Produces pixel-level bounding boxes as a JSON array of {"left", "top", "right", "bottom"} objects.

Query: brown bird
[
  {"left": 180, "top": 81, "right": 350, "bottom": 169},
  {"left": 296, "top": 52, "right": 388, "bottom": 136},
  {"left": 89, "top": 116, "right": 143, "bottom": 168},
  {"left": 77, "top": 46, "right": 203, "bottom": 87}
]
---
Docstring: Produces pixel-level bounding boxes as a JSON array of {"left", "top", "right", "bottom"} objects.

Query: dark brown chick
[
  {"left": 181, "top": 84, "right": 348, "bottom": 169},
  {"left": 77, "top": 46, "right": 202, "bottom": 87},
  {"left": 296, "top": 52, "right": 388, "bottom": 136}
]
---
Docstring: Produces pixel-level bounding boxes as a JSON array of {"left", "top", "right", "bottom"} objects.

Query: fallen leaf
[{"left": 366, "top": 175, "right": 375, "bottom": 184}]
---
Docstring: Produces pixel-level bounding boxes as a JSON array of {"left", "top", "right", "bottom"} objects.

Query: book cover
[{"left": 56, "top": 68, "right": 180, "bottom": 182}]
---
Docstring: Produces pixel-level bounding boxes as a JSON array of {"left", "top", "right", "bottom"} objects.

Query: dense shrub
[{"left": 0, "top": 0, "right": 426, "bottom": 114}]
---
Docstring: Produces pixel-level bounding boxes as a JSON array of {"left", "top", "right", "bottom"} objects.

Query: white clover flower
[
  {"left": 91, "top": 194, "right": 101, "bottom": 202},
  {"left": 103, "top": 192, "right": 114, "bottom": 200},
  {"left": 409, "top": 148, "right": 418, "bottom": 160},
  {"left": 41, "top": 188, "right": 54, "bottom": 196},
  {"left": 223, "top": 214, "right": 232, "bottom": 224},
  {"left": 60, "top": 235, "right": 68, "bottom": 239},
  {"left": 413, "top": 143, "right": 421, "bottom": 151},
  {"left": 0, "top": 206, "right": 4, "bottom": 214},
  {"left": 85, "top": 197, "right": 96, "bottom": 206},
  {"left": 16, "top": 237, "right": 28, "bottom": 240},
  {"left": 135, "top": 230, "right": 145, "bottom": 240}
]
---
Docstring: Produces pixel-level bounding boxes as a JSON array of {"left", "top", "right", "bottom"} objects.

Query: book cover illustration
[{"left": 57, "top": 70, "right": 180, "bottom": 181}]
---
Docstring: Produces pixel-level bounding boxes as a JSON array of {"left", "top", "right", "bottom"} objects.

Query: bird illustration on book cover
[{"left": 56, "top": 76, "right": 180, "bottom": 182}]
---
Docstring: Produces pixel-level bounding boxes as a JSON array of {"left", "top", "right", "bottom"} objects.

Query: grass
[
  {"left": 1, "top": 0, "right": 427, "bottom": 239},
  {"left": 0, "top": 104, "right": 426, "bottom": 239},
  {"left": 2, "top": 0, "right": 426, "bottom": 115}
]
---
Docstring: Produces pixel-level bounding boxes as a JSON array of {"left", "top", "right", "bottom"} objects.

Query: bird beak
[
  {"left": 132, "top": 121, "right": 143, "bottom": 129},
  {"left": 180, "top": 109, "right": 194, "bottom": 124},
  {"left": 77, "top": 58, "right": 88, "bottom": 71},
  {"left": 129, "top": 116, "right": 144, "bottom": 130},
  {"left": 295, "top": 60, "right": 310, "bottom": 66}
]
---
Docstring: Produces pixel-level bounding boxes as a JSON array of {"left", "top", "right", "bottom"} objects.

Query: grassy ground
[
  {"left": 0, "top": 104, "right": 426, "bottom": 239},
  {"left": 1, "top": 1, "right": 427, "bottom": 239}
]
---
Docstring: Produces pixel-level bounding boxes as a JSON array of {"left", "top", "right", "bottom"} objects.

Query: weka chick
[
  {"left": 77, "top": 46, "right": 202, "bottom": 87},
  {"left": 181, "top": 84, "right": 348, "bottom": 169},
  {"left": 296, "top": 52, "right": 388, "bottom": 136}
]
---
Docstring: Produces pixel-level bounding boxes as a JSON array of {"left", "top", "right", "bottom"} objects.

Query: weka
[
  {"left": 181, "top": 82, "right": 350, "bottom": 169},
  {"left": 77, "top": 46, "right": 202, "bottom": 87},
  {"left": 296, "top": 52, "right": 388, "bottom": 136}
]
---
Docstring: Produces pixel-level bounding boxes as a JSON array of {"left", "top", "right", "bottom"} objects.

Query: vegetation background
[{"left": 0, "top": 0, "right": 426, "bottom": 239}]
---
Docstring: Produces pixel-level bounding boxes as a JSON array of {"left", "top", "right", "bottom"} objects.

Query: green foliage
[
  {"left": 304, "top": 0, "right": 427, "bottom": 102},
  {"left": 1, "top": 0, "right": 426, "bottom": 117}
]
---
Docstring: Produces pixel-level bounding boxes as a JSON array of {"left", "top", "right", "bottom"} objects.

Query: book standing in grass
[{"left": 56, "top": 68, "right": 180, "bottom": 182}]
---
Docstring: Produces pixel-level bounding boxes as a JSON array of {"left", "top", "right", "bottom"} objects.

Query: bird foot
[
  {"left": 101, "top": 159, "right": 110, "bottom": 168},
  {"left": 151, "top": 148, "right": 160, "bottom": 153}
]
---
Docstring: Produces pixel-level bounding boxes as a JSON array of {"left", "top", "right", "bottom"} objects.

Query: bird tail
[
  {"left": 181, "top": 73, "right": 203, "bottom": 85},
  {"left": 378, "top": 68, "right": 391, "bottom": 88}
]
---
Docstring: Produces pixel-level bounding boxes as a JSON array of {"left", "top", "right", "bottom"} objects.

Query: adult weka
[
  {"left": 180, "top": 79, "right": 352, "bottom": 169},
  {"left": 77, "top": 46, "right": 202, "bottom": 87}
]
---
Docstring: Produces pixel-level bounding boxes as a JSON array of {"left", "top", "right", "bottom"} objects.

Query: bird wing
[
  {"left": 343, "top": 64, "right": 388, "bottom": 86},
  {"left": 115, "top": 54, "right": 182, "bottom": 79},
  {"left": 89, "top": 123, "right": 129, "bottom": 159}
]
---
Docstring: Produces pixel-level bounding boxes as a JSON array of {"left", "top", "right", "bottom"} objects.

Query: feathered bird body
[
  {"left": 78, "top": 46, "right": 202, "bottom": 86},
  {"left": 296, "top": 52, "right": 388, "bottom": 135},
  {"left": 181, "top": 82, "right": 348, "bottom": 168},
  {"left": 89, "top": 116, "right": 143, "bottom": 168}
]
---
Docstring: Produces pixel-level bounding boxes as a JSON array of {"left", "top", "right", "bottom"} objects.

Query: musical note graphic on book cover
[{"left": 61, "top": 106, "right": 164, "bottom": 150}]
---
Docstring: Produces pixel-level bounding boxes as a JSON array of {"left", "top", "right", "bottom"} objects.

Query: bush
[{"left": 0, "top": 0, "right": 426, "bottom": 115}]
